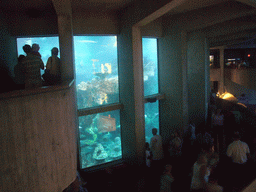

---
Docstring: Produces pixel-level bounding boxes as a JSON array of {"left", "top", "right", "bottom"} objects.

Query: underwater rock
[
  {"left": 114, "top": 137, "right": 121, "bottom": 145},
  {"left": 80, "top": 134, "right": 87, "bottom": 140},
  {"left": 108, "top": 137, "right": 122, "bottom": 159},
  {"left": 93, "top": 143, "right": 108, "bottom": 161},
  {"left": 109, "top": 145, "right": 122, "bottom": 159},
  {"left": 102, "top": 132, "right": 112, "bottom": 142},
  {"left": 81, "top": 146, "right": 94, "bottom": 154},
  {"left": 80, "top": 139, "right": 97, "bottom": 147}
]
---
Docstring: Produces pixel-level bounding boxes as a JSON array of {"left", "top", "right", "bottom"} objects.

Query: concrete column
[
  {"left": 158, "top": 29, "right": 184, "bottom": 144},
  {"left": 132, "top": 26, "right": 145, "bottom": 166},
  {"left": 52, "top": 0, "right": 74, "bottom": 81},
  {"left": 219, "top": 47, "right": 225, "bottom": 94},
  {"left": 187, "top": 31, "right": 209, "bottom": 126},
  {"left": 57, "top": 15, "right": 74, "bottom": 81},
  {"left": 181, "top": 31, "right": 189, "bottom": 134}
]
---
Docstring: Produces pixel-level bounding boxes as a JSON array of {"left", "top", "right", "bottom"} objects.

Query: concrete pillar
[
  {"left": 158, "top": 29, "right": 184, "bottom": 144},
  {"left": 219, "top": 47, "right": 225, "bottom": 94},
  {"left": 57, "top": 15, "right": 74, "bottom": 81},
  {"left": 181, "top": 31, "right": 189, "bottom": 134},
  {"left": 132, "top": 26, "right": 145, "bottom": 166},
  {"left": 52, "top": 0, "right": 74, "bottom": 81},
  {"left": 187, "top": 31, "right": 209, "bottom": 126}
]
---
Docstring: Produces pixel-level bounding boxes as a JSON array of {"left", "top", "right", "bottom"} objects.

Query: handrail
[{"left": 0, "top": 79, "right": 74, "bottom": 100}]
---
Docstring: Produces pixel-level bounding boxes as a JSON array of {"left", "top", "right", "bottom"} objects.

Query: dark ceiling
[{"left": 0, "top": 0, "right": 256, "bottom": 47}]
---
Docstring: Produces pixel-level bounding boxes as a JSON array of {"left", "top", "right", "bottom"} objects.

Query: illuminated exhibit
[{"left": 17, "top": 36, "right": 159, "bottom": 169}]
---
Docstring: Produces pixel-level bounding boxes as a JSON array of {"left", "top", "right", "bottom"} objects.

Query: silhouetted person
[
  {"left": 160, "top": 164, "right": 174, "bottom": 192},
  {"left": 14, "top": 55, "right": 25, "bottom": 89},
  {"left": 227, "top": 132, "right": 250, "bottom": 165},
  {"left": 43, "top": 47, "right": 61, "bottom": 85},
  {"left": 226, "top": 132, "right": 251, "bottom": 188},
  {"left": 212, "top": 109, "right": 224, "bottom": 153},
  {"left": 22, "top": 44, "right": 44, "bottom": 89},
  {"left": 22, "top": 44, "right": 31, "bottom": 56},
  {"left": 150, "top": 128, "right": 164, "bottom": 189},
  {"left": 31, "top": 43, "right": 42, "bottom": 58}
]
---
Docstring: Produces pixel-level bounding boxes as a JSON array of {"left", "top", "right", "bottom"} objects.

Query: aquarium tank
[
  {"left": 74, "top": 36, "right": 121, "bottom": 169},
  {"left": 17, "top": 36, "right": 60, "bottom": 70},
  {"left": 16, "top": 36, "right": 159, "bottom": 169},
  {"left": 143, "top": 38, "right": 159, "bottom": 143}
]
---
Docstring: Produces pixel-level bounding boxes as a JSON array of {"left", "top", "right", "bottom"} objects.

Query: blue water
[{"left": 17, "top": 36, "right": 159, "bottom": 169}]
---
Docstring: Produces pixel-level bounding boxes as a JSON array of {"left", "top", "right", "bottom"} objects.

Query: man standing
[
  {"left": 150, "top": 128, "right": 164, "bottom": 171},
  {"left": 150, "top": 128, "right": 164, "bottom": 191},
  {"left": 227, "top": 132, "right": 250, "bottom": 187},
  {"left": 227, "top": 132, "right": 250, "bottom": 164}
]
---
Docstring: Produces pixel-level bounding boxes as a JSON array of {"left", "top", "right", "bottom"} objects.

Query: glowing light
[
  {"left": 237, "top": 102, "right": 247, "bottom": 108},
  {"left": 105, "top": 63, "right": 112, "bottom": 74},
  {"left": 219, "top": 92, "right": 238, "bottom": 103},
  {"left": 101, "top": 64, "right": 105, "bottom": 73},
  {"left": 248, "top": 54, "right": 251, "bottom": 57},
  {"left": 79, "top": 40, "right": 97, "bottom": 43}
]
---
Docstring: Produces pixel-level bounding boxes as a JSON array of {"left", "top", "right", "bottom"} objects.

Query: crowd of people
[
  {"left": 15, "top": 44, "right": 61, "bottom": 89},
  {"left": 144, "top": 117, "right": 253, "bottom": 191}
]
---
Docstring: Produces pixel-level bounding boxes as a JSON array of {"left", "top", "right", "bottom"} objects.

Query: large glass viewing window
[
  {"left": 74, "top": 36, "right": 121, "bottom": 169},
  {"left": 16, "top": 37, "right": 60, "bottom": 85},
  {"left": 17, "top": 37, "right": 60, "bottom": 66},
  {"left": 142, "top": 38, "right": 159, "bottom": 143}
]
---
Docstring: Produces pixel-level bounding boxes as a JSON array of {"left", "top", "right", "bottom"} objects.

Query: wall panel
[{"left": 0, "top": 85, "right": 77, "bottom": 192}]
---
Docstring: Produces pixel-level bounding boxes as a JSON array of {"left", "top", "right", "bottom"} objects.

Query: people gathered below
[
  {"left": 206, "top": 172, "right": 223, "bottom": 192},
  {"left": 190, "top": 152, "right": 211, "bottom": 191},
  {"left": 149, "top": 128, "right": 165, "bottom": 190},
  {"left": 169, "top": 130, "right": 183, "bottom": 159},
  {"left": 227, "top": 132, "right": 250, "bottom": 165},
  {"left": 144, "top": 117, "right": 253, "bottom": 192},
  {"left": 145, "top": 142, "right": 152, "bottom": 169},
  {"left": 211, "top": 108, "right": 224, "bottom": 153},
  {"left": 150, "top": 128, "right": 164, "bottom": 169},
  {"left": 160, "top": 164, "right": 174, "bottom": 192}
]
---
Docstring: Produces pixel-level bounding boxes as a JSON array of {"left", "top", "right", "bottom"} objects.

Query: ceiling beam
[
  {"left": 202, "top": 17, "right": 256, "bottom": 38},
  {"left": 236, "top": 0, "right": 256, "bottom": 8},
  {"left": 209, "top": 29, "right": 256, "bottom": 47},
  {"left": 134, "top": 0, "right": 189, "bottom": 27},
  {"left": 164, "top": 1, "right": 256, "bottom": 32},
  {"left": 51, "top": 0, "right": 72, "bottom": 17}
]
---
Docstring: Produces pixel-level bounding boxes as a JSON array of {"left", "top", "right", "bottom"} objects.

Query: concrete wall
[
  {"left": 0, "top": 11, "right": 18, "bottom": 80},
  {"left": 225, "top": 69, "right": 256, "bottom": 90},
  {"left": 6, "top": 9, "right": 162, "bottom": 37},
  {"left": 159, "top": 15, "right": 210, "bottom": 138},
  {"left": 117, "top": 0, "right": 170, "bottom": 165},
  {"left": 8, "top": 11, "right": 58, "bottom": 36},
  {"left": 187, "top": 31, "right": 209, "bottom": 126},
  {"left": 117, "top": 26, "right": 138, "bottom": 165},
  {"left": 158, "top": 28, "right": 185, "bottom": 144},
  {"left": 211, "top": 68, "right": 256, "bottom": 93},
  {"left": 72, "top": 11, "right": 119, "bottom": 35}
]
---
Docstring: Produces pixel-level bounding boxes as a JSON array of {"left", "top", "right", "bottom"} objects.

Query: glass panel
[
  {"left": 145, "top": 101, "right": 159, "bottom": 143},
  {"left": 74, "top": 36, "right": 119, "bottom": 109},
  {"left": 79, "top": 110, "right": 121, "bottom": 169},
  {"left": 142, "top": 38, "right": 158, "bottom": 96},
  {"left": 17, "top": 37, "right": 60, "bottom": 66},
  {"left": 143, "top": 38, "right": 159, "bottom": 143}
]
